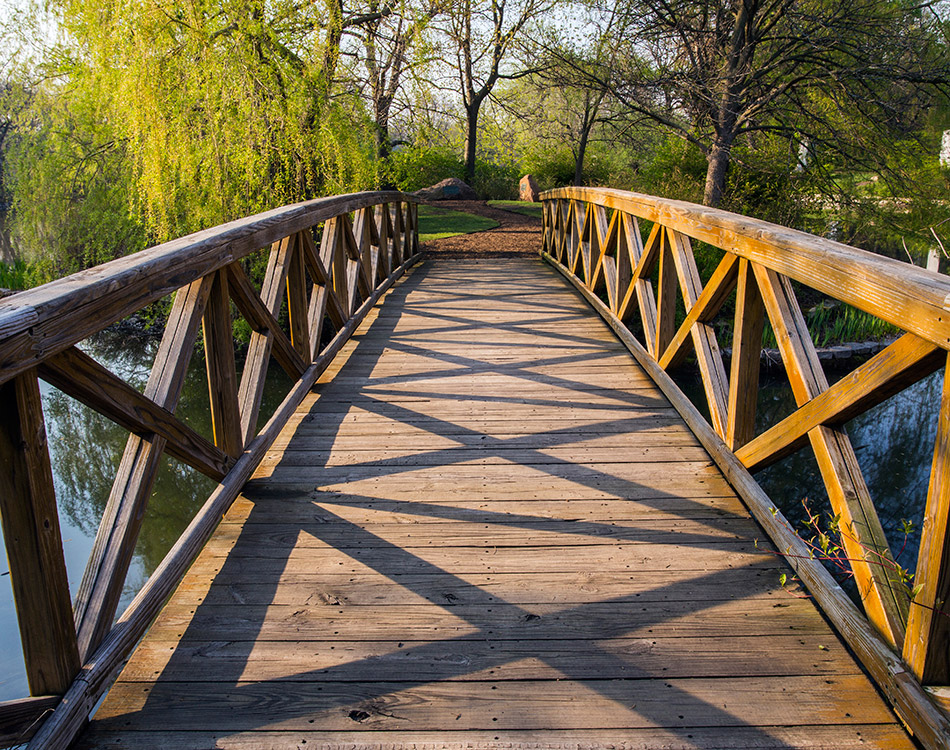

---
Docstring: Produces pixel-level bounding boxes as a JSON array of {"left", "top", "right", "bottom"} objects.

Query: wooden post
[
  {"left": 0, "top": 371, "right": 79, "bottom": 695},
  {"left": 655, "top": 228, "right": 678, "bottom": 359},
  {"left": 727, "top": 259, "right": 765, "bottom": 450},
  {"left": 203, "top": 269, "right": 243, "bottom": 458},
  {"left": 904, "top": 354, "right": 950, "bottom": 683}
]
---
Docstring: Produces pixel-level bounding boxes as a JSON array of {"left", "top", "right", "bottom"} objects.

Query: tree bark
[
  {"left": 573, "top": 125, "right": 590, "bottom": 186},
  {"left": 703, "top": 131, "right": 735, "bottom": 207},
  {"left": 464, "top": 102, "right": 479, "bottom": 186}
]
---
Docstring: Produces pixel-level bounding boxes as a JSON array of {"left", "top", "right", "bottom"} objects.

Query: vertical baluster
[
  {"left": 375, "top": 204, "right": 392, "bottom": 279},
  {"left": 905, "top": 354, "right": 950, "bottom": 682},
  {"left": 203, "top": 269, "right": 242, "bottom": 458},
  {"left": 727, "top": 258, "right": 765, "bottom": 450},
  {"left": 0, "top": 371, "right": 79, "bottom": 694},
  {"left": 285, "top": 237, "right": 312, "bottom": 364},
  {"left": 655, "top": 228, "right": 678, "bottom": 358}
]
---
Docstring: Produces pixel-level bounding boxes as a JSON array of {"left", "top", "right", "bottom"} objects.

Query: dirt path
[{"left": 420, "top": 200, "right": 541, "bottom": 259}]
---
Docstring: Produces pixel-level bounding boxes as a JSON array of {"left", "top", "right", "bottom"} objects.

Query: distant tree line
[{"left": 0, "top": 0, "right": 948, "bottom": 279}]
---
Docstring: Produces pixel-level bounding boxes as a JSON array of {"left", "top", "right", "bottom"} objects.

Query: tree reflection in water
[{"left": 0, "top": 327, "right": 290, "bottom": 700}]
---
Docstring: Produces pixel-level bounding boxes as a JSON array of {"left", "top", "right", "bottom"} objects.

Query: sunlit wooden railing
[
  {"left": 0, "top": 191, "right": 420, "bottom": 749},
  {"left": 541, "top": 186, "right": 950, "bottom": 749}
]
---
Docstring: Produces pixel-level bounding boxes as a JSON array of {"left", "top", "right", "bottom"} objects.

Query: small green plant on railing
[{"left": 760, "top": 499, "right": 921, "bottom": 605}]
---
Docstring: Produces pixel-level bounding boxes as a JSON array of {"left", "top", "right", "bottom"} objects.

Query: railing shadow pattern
[{"left": 80, "top": 262, "right": 899, "bottom": 748}]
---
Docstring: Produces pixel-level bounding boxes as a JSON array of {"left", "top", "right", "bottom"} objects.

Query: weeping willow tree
[{"left": 4, "top": 0, "right": 384, "bottom": 273}]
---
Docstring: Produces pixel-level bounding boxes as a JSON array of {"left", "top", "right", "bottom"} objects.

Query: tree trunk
[
  {"left": 703, "top": 133, "right": 734, "bottom": 207},
  {"left": 464, "top": 102, "right": 479, "bottom": 186},
  {"left": 573, "top": 125, "right": 591, "bottom": 186}
]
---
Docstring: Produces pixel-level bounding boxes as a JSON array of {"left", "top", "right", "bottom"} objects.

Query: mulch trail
[{"left": 420, "top": 200, "right": 542, "bottom": 259}]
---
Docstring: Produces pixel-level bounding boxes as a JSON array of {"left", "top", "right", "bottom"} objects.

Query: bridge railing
[
  {"left": 0, "top": 191, "right": 421, "bottom": 748},
  {"left": 541, "top": 186, "right": 950, "bottom": 748}
]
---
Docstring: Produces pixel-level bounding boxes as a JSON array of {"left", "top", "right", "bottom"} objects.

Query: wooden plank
[
  {"left": 38, "top": 346, "right": 231, "bottom": 480},
  {"left": 144, "top": 598, "right": 831, "bottom": 642},
  {"left": 727, "top": 259, "right": 765, "bottom": 451},
  {"left": 71, "top": 725, "right": 917, "bottom": 750},
  {"left": 904, "top": 355, "right": 950, "bottom": 682},
  {"left": 121, "top": 634, "right": 856, "bottom": 683},
  {"left": 203, "top": 269, "right": 243, "bottom": 457},
  {"left": 0, "top": 372, "right": 79, "bottom": 695},
  {"left": 74, "top": 275, "right": 214, "bottom": 661},
  {"left": 90, "top": 675, "right": 897, "bottom": 732},
  {"left": 174, "top": 567, "right": 782, "bottom": 606},
  {"left": 737, "top": 332, "right": 942, "bottom": 471},
  {"left": 753, "top": 264, "right": 909, "bottom": 648}
]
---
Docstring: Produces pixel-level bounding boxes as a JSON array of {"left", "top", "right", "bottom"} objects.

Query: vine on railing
[
  {"left": 541, "top": 186, "right": 950, "bottom": 749},
  {"left": 0, "top": 191, "right": 420, "bottom": 748}
]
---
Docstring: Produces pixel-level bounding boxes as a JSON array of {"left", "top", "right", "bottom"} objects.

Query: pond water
[
  {"left": 0, "top": 335, "right": 940, "bottom": 702},
  {"left": 0, "top": 329, "right": 291, "bottom": 701},
  {"left": 679, "top": 363, "right": 942, "bottom": 596}
]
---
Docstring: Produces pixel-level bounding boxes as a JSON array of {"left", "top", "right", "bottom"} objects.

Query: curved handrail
[
  {"left": 541, "top": 186, "right": 950, "bottom": 750},
  {"left": 0, "top": 190, "right": 422, "bottom": 749}
]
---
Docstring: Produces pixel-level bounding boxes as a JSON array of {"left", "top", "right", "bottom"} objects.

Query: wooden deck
[{"left": 79, "top": 258, "right": 913, "bottom": 749}]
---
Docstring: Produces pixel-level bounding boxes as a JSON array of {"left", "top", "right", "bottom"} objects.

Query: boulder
[
  {"left": 519, "top": 174, "right": 540, "bottom": 202},
  {"left": 414, "top": 178, "right": 478, "bottom": 201}
]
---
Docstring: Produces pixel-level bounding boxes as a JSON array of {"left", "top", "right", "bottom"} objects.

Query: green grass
[
  {"left": 418, "top": 205, "right": 498, "bottom": 242},
  {"left": 488, "top": 200, "right": 543, "bottom": 220}
]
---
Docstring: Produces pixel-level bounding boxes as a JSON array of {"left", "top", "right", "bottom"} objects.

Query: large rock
[
  {"left": 414, "top": 178, "right": 478, "bottom": 201},
  {"left": 519, "top": 174, "right": 540, "bottom": 202}
]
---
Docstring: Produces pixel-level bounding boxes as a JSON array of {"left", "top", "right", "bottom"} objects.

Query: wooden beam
[
  {"left": 904, "top": 354, "right": 950, "bottom": 683},
  {"left": 285, "top": 238, "right": 312, "bottom": 364},
  {"left": 224, "top": 263, "right": 307, "bottom": 381},
  {"left": 203, "top": 269, "right": 243, "bottom": 458},
  {"left": 38, "top": 347, "right": 231, "bottom": 480},
  {"left": 73, "top": 275, "right": 213, "bottom": 661},
  {"left": 237, "top": 237, "right": 292, "bottom": 445},
  {"left": 753, "top": 264, "right": 909, "bottom": 648},
  {"left": 738, "top": 333, "right": 943, "bottom": 471},
  {"left": 657, "top": 252, "right": 738, "bottom": 372},
  {"left": 655, "top": 228, "right": 678, "bottom": 360},
  {"left": 726, "top": 259, "right": 766, "bottom": 451},
  {"left": 0, "top": 372, "right": 79, "bottom": 695}
]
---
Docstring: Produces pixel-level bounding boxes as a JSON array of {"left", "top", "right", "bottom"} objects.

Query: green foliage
[
  {"left": 387, "top": 144, "right": 465, "bottom": 191},
  {"left": 0, "top": 258, "right": 46, "bottom": 289},
  {"left": 417, "top": 205, "right": 497, "bottom": 241},
  {"left": 631, "top": 135, "right": 707, "bottom": 204},
  {"left": 471, "top": 158, "right": 519, "bottom": 200}
]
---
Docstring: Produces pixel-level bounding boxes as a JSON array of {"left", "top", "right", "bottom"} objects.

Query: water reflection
[
  {"left": 682, "top": 366, "right": 941, "bottom": 594},
  {"left": 0, "top": 328, "right": 290, "bottom": 701}
]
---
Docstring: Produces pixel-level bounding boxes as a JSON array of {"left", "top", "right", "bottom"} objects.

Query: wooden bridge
[{"left": 2, "top": 188, "right": 950, "bottom": 749}]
